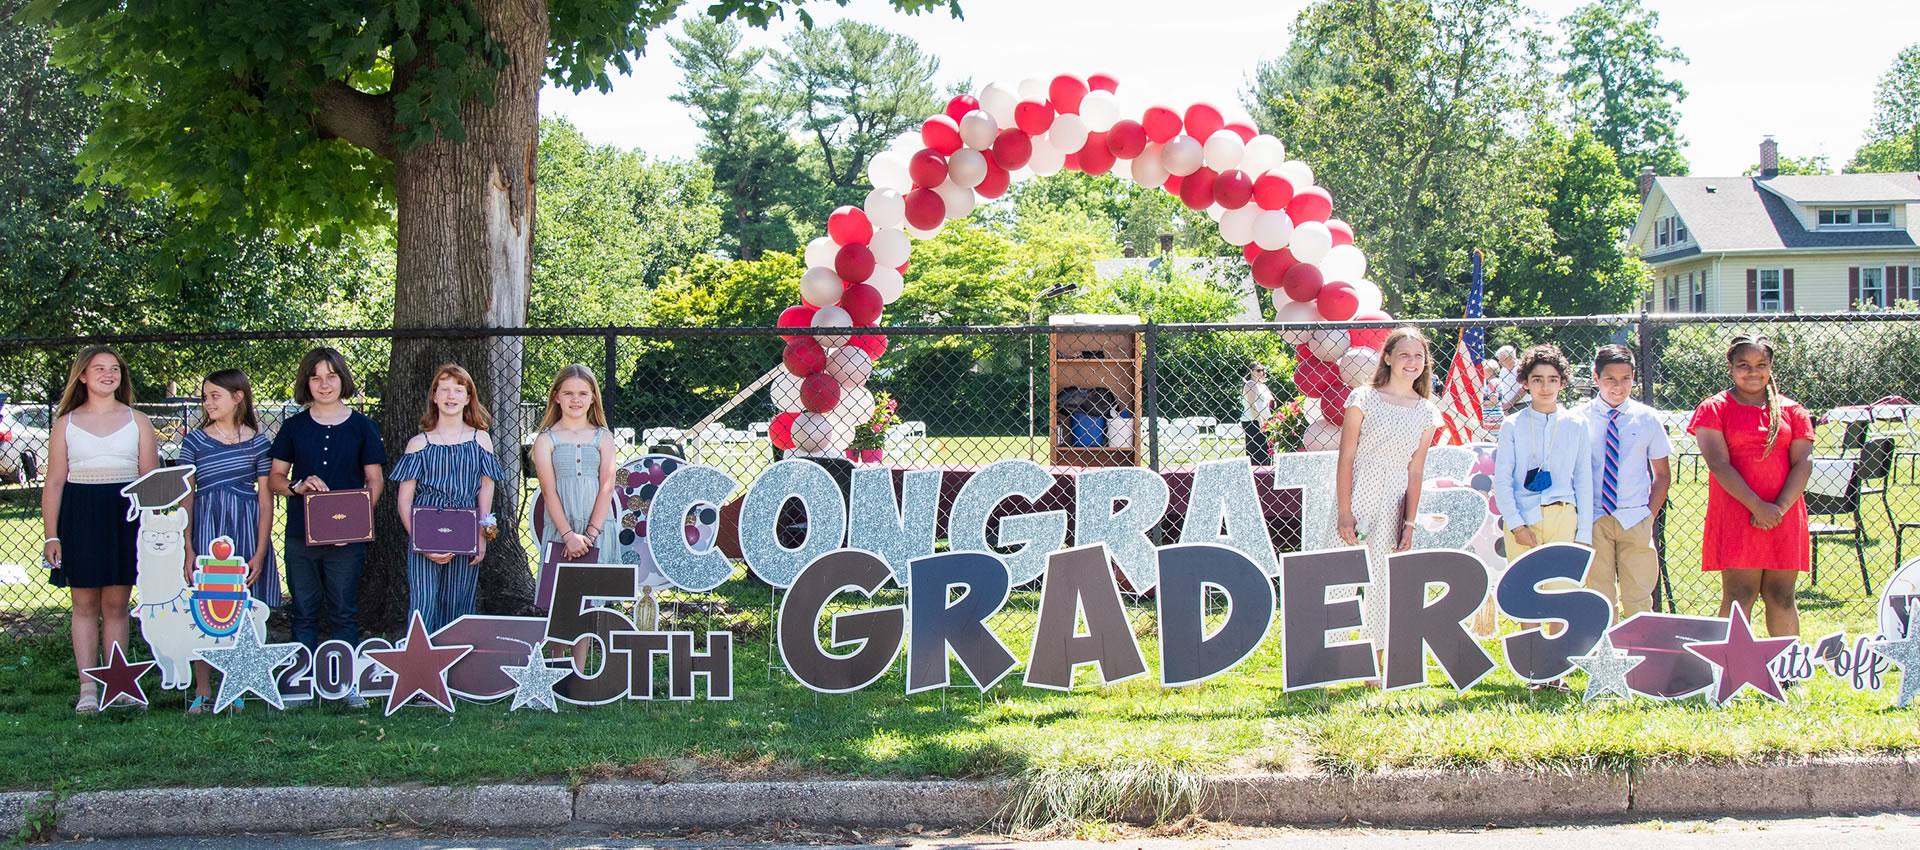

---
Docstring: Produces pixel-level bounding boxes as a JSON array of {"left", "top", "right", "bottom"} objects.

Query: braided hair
[{"left": 1727, "top": 334, "right": 1783, "bottom": 458}]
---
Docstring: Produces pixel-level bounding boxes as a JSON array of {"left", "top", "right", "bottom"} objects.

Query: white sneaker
[{"left": 343, "top": 686, "right": 369, "bottom": 710}]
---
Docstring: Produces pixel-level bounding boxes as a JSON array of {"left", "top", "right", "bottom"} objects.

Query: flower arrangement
[
  {"left": 1263, "top": 395, "right": 1309, "bottom": 454},
  {"left": 849, "top": 391, "right": 902, "bottom": 451}
]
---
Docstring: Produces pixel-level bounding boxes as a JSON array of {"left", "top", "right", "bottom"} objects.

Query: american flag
[{"left": 1435, "top": 250, "right": 1491, "bottom": 446}]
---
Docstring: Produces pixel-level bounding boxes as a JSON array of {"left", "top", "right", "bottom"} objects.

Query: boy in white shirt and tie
[{"left": 1571, "top": 344, "right": 1672, "bottom": 621}]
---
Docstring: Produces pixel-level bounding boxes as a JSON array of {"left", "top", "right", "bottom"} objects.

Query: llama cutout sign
[{"left": 124, "top": 466, "right": 267, "bottom": 689}]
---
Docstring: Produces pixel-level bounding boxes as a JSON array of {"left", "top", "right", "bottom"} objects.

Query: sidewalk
[{"left": 7, "top": 756, "right": 1920, "bottom": 840}]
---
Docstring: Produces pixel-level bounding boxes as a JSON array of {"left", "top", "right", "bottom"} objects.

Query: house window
[
  {"left": 1819, "top": 209, "right": 1854, "bottom": 226},
  {"left": 1665, "top": 275, "right": 1679, "bottom": 312},
  {"left": 1691, "top": 272, "right": 1706, "bottom": 312},
  {"left": 1758, "top": 269, "right": 1783, "bottom": 312},
  {"left": 1672, "top": 217, "right": 1688, "bottom": 244},
  {"left": 1858, "top": 208, "right": 1892, "bottom": 225},
  {"left": 1861, "top": 266, "right": 1887, "bottom": 308},
  {"left": 1655, "top": 219, "right": 1671, "bottom": 247}
]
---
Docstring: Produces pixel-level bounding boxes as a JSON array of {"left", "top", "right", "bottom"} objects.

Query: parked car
[{"left": 0, "top": 404, "right": 51, "bottom": 484}]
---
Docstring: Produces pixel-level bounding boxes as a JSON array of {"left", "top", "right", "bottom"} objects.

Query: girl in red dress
[{"left": 1688, "top": 334, "right": 1815, "bottom": 637}]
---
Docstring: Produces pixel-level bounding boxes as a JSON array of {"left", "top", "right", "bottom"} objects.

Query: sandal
[
  {"left": 186, "top": 695, "right": 210, "bottom": 716},
  {"left": 75, "top": 690, "right": 100, "bottom": 715}
]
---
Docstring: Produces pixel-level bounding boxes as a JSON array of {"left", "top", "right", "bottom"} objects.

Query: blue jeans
[{"left": 284, "top": 540, "right": 366, "bottom": 649}]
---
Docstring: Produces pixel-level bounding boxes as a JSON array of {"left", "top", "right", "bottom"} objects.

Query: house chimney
[
  {"left": 1639, "top": 166, "right": 1656, "bottom": 202},
  {"left": 1123, "top": 244, "right": 1136, "bottom": 258},
  {"left": 1159, "top": 232, "right": 1175, "bottom": 254},
  {"left": 1760, "top": 136, "right": 1779, "bottom": 179}
]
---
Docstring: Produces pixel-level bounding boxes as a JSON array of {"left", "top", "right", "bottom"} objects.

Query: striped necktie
[{"left": 1599, "top": 407, "right": 1621, "bottom": 516}]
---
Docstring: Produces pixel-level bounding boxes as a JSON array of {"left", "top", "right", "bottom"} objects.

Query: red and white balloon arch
[{"left": 767, "top": 73, "right": 1394, "bottom": 456}]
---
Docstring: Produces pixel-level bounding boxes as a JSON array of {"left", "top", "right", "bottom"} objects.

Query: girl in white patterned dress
[{"left": 1335, "top": 327, "right": 1441, "bottom": 677}]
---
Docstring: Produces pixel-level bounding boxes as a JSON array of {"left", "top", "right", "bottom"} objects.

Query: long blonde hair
[
  {"left": 1369, "top": 327, "right": 1434, "bottom": 398},
  {"left": 55, "top": 345, "right": 133, "bottom": 418},
  {"left": 1728, "top": 334, "right": 1784, "bottom": 458},
  {"left": 538, "top": 364, "right": 608, "bottom": 430}
]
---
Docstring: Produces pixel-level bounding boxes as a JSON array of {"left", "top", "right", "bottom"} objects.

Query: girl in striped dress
[
  {"left": 178, "top": 369, "right": 278, "bottom": 714},
  {"left": 391, "top": 364, "right": 504, "bottom": 634}
]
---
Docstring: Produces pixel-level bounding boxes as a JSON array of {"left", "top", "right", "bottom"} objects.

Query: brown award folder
[
  {"left": 411, "top": 506, "right": 480, "bottom": 555},
  {"left": 304, "top": 488, "right": 374, "bottom": 545}
]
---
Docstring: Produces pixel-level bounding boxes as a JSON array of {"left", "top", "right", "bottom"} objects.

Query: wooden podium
[{"left": 1048, "top": 320, "right": 1143, "bottom": 467}]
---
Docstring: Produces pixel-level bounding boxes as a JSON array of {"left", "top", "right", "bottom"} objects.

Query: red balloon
[
  {"left": 849, "top": 333, "right": 889, "bottom": 361},
  {"left": 1251, "top": 250, "right": 1294, "bottom": 289},
  {"left": 783, "top": 337, "right": 827, "bottom": 377},
  {"left": 800, "top": 372, "right": 841, "bottom": 415},
  {"left": 921, "top": 115, "right": 963, "bottom": 155},
  {"left": 1213, "top": 169, "right": 1254, "bottom": 209},
  {"left": 1178, "top": 166, "right": 1217, "bottom": 210},
  {"left": 1282, "top": 259, "right": 1323, "bottom": 302},
  {"left": 1327, "top": 218, "right": 1355, "bottom": 246},
  {"left": 1182, "top": 103, "right": 1225, "bottom": 142},
  {"left": 1293, "top": 354, "right": 1339, "bottom": 397},
  {"left": 1242, "top": 243, "right": 1264, "bottom": 264},
  {"left": 991, "top": 129, "right": 1033, "bottom": 170},
  {"left": 1317, "top": 280, "right": 1359, "bottom": 321},
  {"left": 1049, "top": 75, "right": 1088, "bottom": 114},
  {"left": 975, "top": 159, "right": 1011, "bottom": 199},
  {"left": 1288, "top": 186, "right": 1334, "bottom": 223},
  {"left": 1162, "top": 173, "right": 1184, "bottom": 197},
  {"left": 835, "top": 242, "right": 875, "bottom": 284},
  {"left": 827, "top": 205, "right": 872, "bottom": 246},
  {"left": 1349, "top": 311, "right": 1393, "bottom": 351},
  {"left": 769, "top": 412, "right": 799, "bottom": 451},
  {"left": 840, "top": 283, "right": 883, "bottom": 325},
  {"left": 1253, "top": 173, "right": 1295, "bottom": 210},
  {"left": 1061, "top": 152, "right": 1080, "bottom": 172},
  {"left": 908, "top": 148, "right": 948, "bottom": 189},
  {"left": 1142, "top": 106, "right": 1182, "bottom": 143},
  {"left": 1224, "top": 122, "right": 1257, "bottom": 143},
  {"left": 1106, "top": 119, "right": 1148, "bottom": 159},
  {"left": 945, "top": 94, "right": 980, "bottom": 122},
  {"left": 1319, "top": 395, "right": 1346, "bottom": 426},
  {"left": 1014, "top": 101, "right": 1055, "bottom": 136},
  {"left": 1077, "top": 132, "right": 1116, "bottom": 175},
  {"left": 903, "top": 187, "right": 946, "bottom": 231},
  {"left": 777, "top": 305, "right": 818, "bottom": 341},
  {"left": 1087, "top": 73, "right": 1120, "bottom": 93}
]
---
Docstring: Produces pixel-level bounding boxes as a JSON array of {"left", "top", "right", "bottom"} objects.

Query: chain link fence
[{"left": 3, "top": 314, "right": 1917, "bottom": 669}]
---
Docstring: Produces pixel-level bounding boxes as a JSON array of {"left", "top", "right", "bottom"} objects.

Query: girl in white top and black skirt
[
  {"left": 41, "top": 346, "right": 160, "bottom": 714},
  {"left": 1241, "top": 362, "right": 1276, "bottom": 465}
]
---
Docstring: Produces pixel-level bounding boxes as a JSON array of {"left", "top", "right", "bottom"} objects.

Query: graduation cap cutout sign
[{"left": 119, "top": 465, "right": 196, "bottom": 520}]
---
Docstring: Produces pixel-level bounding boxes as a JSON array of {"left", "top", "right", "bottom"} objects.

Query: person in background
[
  {"left": 1689, "top": 334, "right": 1814, "bottom": 638},
  {"left": 1240, "top": 361, "right": 1276, "bottom": 465},
  {"left": 1479, "top": 359, "right": 1506, "bottom": 432},
  {"left": 392, "top": 363, "right": 503, "bottom": 637},
  {"left": 41, "top": 346, "right": 159, "bottom": 714},
  {"left": 1494, "top": 345, "right": 1526, "bottom": 415},
  {"left": 1570, "top": 346, "right": 1671, "bottom": 622}
]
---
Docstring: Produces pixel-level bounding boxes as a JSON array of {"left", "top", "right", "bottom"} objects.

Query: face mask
[{"left": 1523, "top": 468, "right": 1553, "bottom": 493}]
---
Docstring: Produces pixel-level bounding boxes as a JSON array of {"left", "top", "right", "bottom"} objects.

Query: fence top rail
[{"left": 5, "top": 310, "right": 1920, "bottom": 349}]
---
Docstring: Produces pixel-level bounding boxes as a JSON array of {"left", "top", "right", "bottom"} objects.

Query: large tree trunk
[{"left": 360, "top": 0, "right": 544, "bottom": 631}]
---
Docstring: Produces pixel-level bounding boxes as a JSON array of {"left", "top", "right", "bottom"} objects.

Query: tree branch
[{"left": 312, "top": 81, "right": 398, "bottom": 161}]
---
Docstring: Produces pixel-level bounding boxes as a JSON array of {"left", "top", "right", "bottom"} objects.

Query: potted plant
[
  {"left": 1264, "top": 395, "right": 1309, "bottom": 454},
  {"left": 846, "top": 391, "right": 901, "bottom": 463}
]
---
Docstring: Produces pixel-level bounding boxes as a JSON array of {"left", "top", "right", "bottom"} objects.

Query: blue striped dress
[
  {"left": 389, "top": 431, "right": 505, "bottom": 633},
  {"left": 179, "top": 430, "right": 281, "bottom": 606}
]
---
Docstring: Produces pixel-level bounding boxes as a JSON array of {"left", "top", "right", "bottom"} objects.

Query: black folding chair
[{"left": 1807, "top": 437, "right": 1894, "bottom": 595}]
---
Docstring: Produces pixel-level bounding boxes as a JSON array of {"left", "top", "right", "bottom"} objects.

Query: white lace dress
[{"left": 1337, "top": 386, "right": 1441, "bottom": 642}]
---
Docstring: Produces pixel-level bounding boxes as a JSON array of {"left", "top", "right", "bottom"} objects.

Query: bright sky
[{"left": 541, "top": 0, "right": 1920, "bottom": 178}]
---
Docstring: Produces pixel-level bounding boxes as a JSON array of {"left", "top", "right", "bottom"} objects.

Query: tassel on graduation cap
[{"left": 119, "top": 465, "right": 196, "bottom": 520}]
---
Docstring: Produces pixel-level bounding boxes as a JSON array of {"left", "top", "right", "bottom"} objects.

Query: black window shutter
[
  {"left": 1784, "top": 269, "right": 1796, "bottom": 312},
  {"left": 1849, "top": 267, "right": 1860, "bottom": 310},
  {"left": 1747, "top": 269, "right": 1758, "bottom": 312}
]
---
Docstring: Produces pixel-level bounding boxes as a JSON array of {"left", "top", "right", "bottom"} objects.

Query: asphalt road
[{"left": 44, "top": 812, "right": 1920, "bottom": 849}]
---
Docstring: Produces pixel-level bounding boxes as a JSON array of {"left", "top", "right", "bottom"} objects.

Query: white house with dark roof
[{"left": 1631, "top": 138, "right": 1920, "bottom": 314}]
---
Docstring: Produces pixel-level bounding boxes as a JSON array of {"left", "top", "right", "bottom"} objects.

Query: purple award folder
[
  {"left": 304, "top": 489, "right": 374, "bottom": 546},
  {"left": 410, "top": 506, "right": 480, "bottom": 555},
  {"left": 536, "top": 540, "right": 602, "bottom": 610}
]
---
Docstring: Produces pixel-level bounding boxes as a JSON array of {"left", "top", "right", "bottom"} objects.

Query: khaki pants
[
  {"left": 1473, "top": 503, "right": 1580, "bottom": 636},
  {"left": 1588, "top": 514, "right": 1658, "bottom": 622}
]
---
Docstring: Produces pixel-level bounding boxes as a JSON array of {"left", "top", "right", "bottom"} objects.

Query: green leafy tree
[
  {"left": 669, "top": 17, "right": 818, "bottom": 260},
  {"left": 778, "top": 19, "right": 942, "bottom": 212},
  {"left": 1744, "top": 154, "right": 1832, "bottom": 176},
  {"left": 1557, "top": 0, "right": 1689, "bottom": 178},
  {"left": 1488, "top": 124, "right": 1647, "bottom": 318},
  {"left": 23, "top": 0, "right": 956, "bottom": 625},
  {"left": 1244, "top": 0, "right": 1558, "bottom": 317},
  {"left": 628, "top": 252, "right": 797, "bottom": 426},
  {"left": 1847, "top": 44, "right": 1920, "bottom": 173}
]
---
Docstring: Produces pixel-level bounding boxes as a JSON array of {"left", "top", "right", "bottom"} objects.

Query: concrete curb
[{"left": 36, "top": 757, "right": 1920, "bottom": 839}]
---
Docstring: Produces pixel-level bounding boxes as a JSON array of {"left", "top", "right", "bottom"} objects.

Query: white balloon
[
  {"left": 1206, "top": 202, "right": 1227, "bottom": 223},
  {"left": 1048, "top": 113, "right": 1090, "bottom": 153},
  {"left": 1275, "top": 299, "right": 1319, "bottom": 344},
  {"left": 934, "top": 179, "right": 976, "bottom": 219},
  {"left": 832, "top": 383, "right": 874, "bottom": 426},
  {"left": 793, "top": 412, "right": 832, "bottom": 452},
  {"left": 1080, "top": 89, "right": 1120, "bottom": 132},
  {"left": 947, "top": 148, "right": 988, "bottom": 188},
  {"left": 1220, "top": 205, "right": 1261, "bottom": 246},
  {"left": 865, "top": 265, "right": 905, "bottom": 304},
  {"left": 1253, "top": 210, "right": 1295, "bottom": 251},
  {"left": 1203, "top": 130, "right": 1245, "bottom": 171},
  {"left": 869, "top": 152, "right": 911, "bottom": 192},
  {"left": 811, "top": 305, "right": 853, "bottom": 348},
  {"left": 1008, "top": 166, "right": 1034, "bottom": 183},
  {"left": 771, "top": 371, "right": 807, "bottom": 413},
  {"left": 864, "top": 188, "right": 905, "bottom": 230},
  {"left": 825, "top": 411, "right": 857, "bottom": 453},
  {"left": 1017, "top": 77, "right": 1048, "bottom": 102},
  {"left": 1353, "top": 279, "right": 1384, "bottom": 314},
  {"left": 1338, "top": 347, "right": 1378, "bottom": 388},
  {"left": 1240, "top": 134, "right": 1286, "bottom": 176},
  {"left": 800, "top": 266, "right": 843, "bottom": 308},
  {"left": 1028, "top": 139, "right": 1066, "bottom": 177},
  {"left": 1320, "top": 244, "right": 1367, "bottom": 284},
  {"left": 868, "top": 228, "right": 910, "bottom": 269},
  {"left": 1302, "top": 420, "right": 1341, "bottom": 452},
  {"left": 980, "top": 82, "right": 1019, "bottom": 128},
  {"left": 905, "top": 219, "right": 944, "bottom": 240},
  {"left": 1278, "top": 159, "right": 1315, "bottom": 191},
  {"left": 960, "top": 109, "right": 999, "bottom": 150},
  {"left": 804, "top": 236, "right": 838, "bottom": 270},
  {"left": 1291, "top": 221, "right": 1334, "bottom": 265},
  {"left": 827, "top": 346, "right": 874, "bottom": 387},
  {"left": 1161, "top": 134, "right": 1203, "bottom": 176},
  {"left": 1308, "top": 328, "right": 1348, "bottom": 362},
  {"left": 1131, "top": 142, "right": 1168, "bottom": 188}
]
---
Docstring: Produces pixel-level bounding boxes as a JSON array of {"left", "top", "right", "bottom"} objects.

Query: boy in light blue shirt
[{"left": 1493, "top": 344, "right": 1594, "bottom": 559}]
